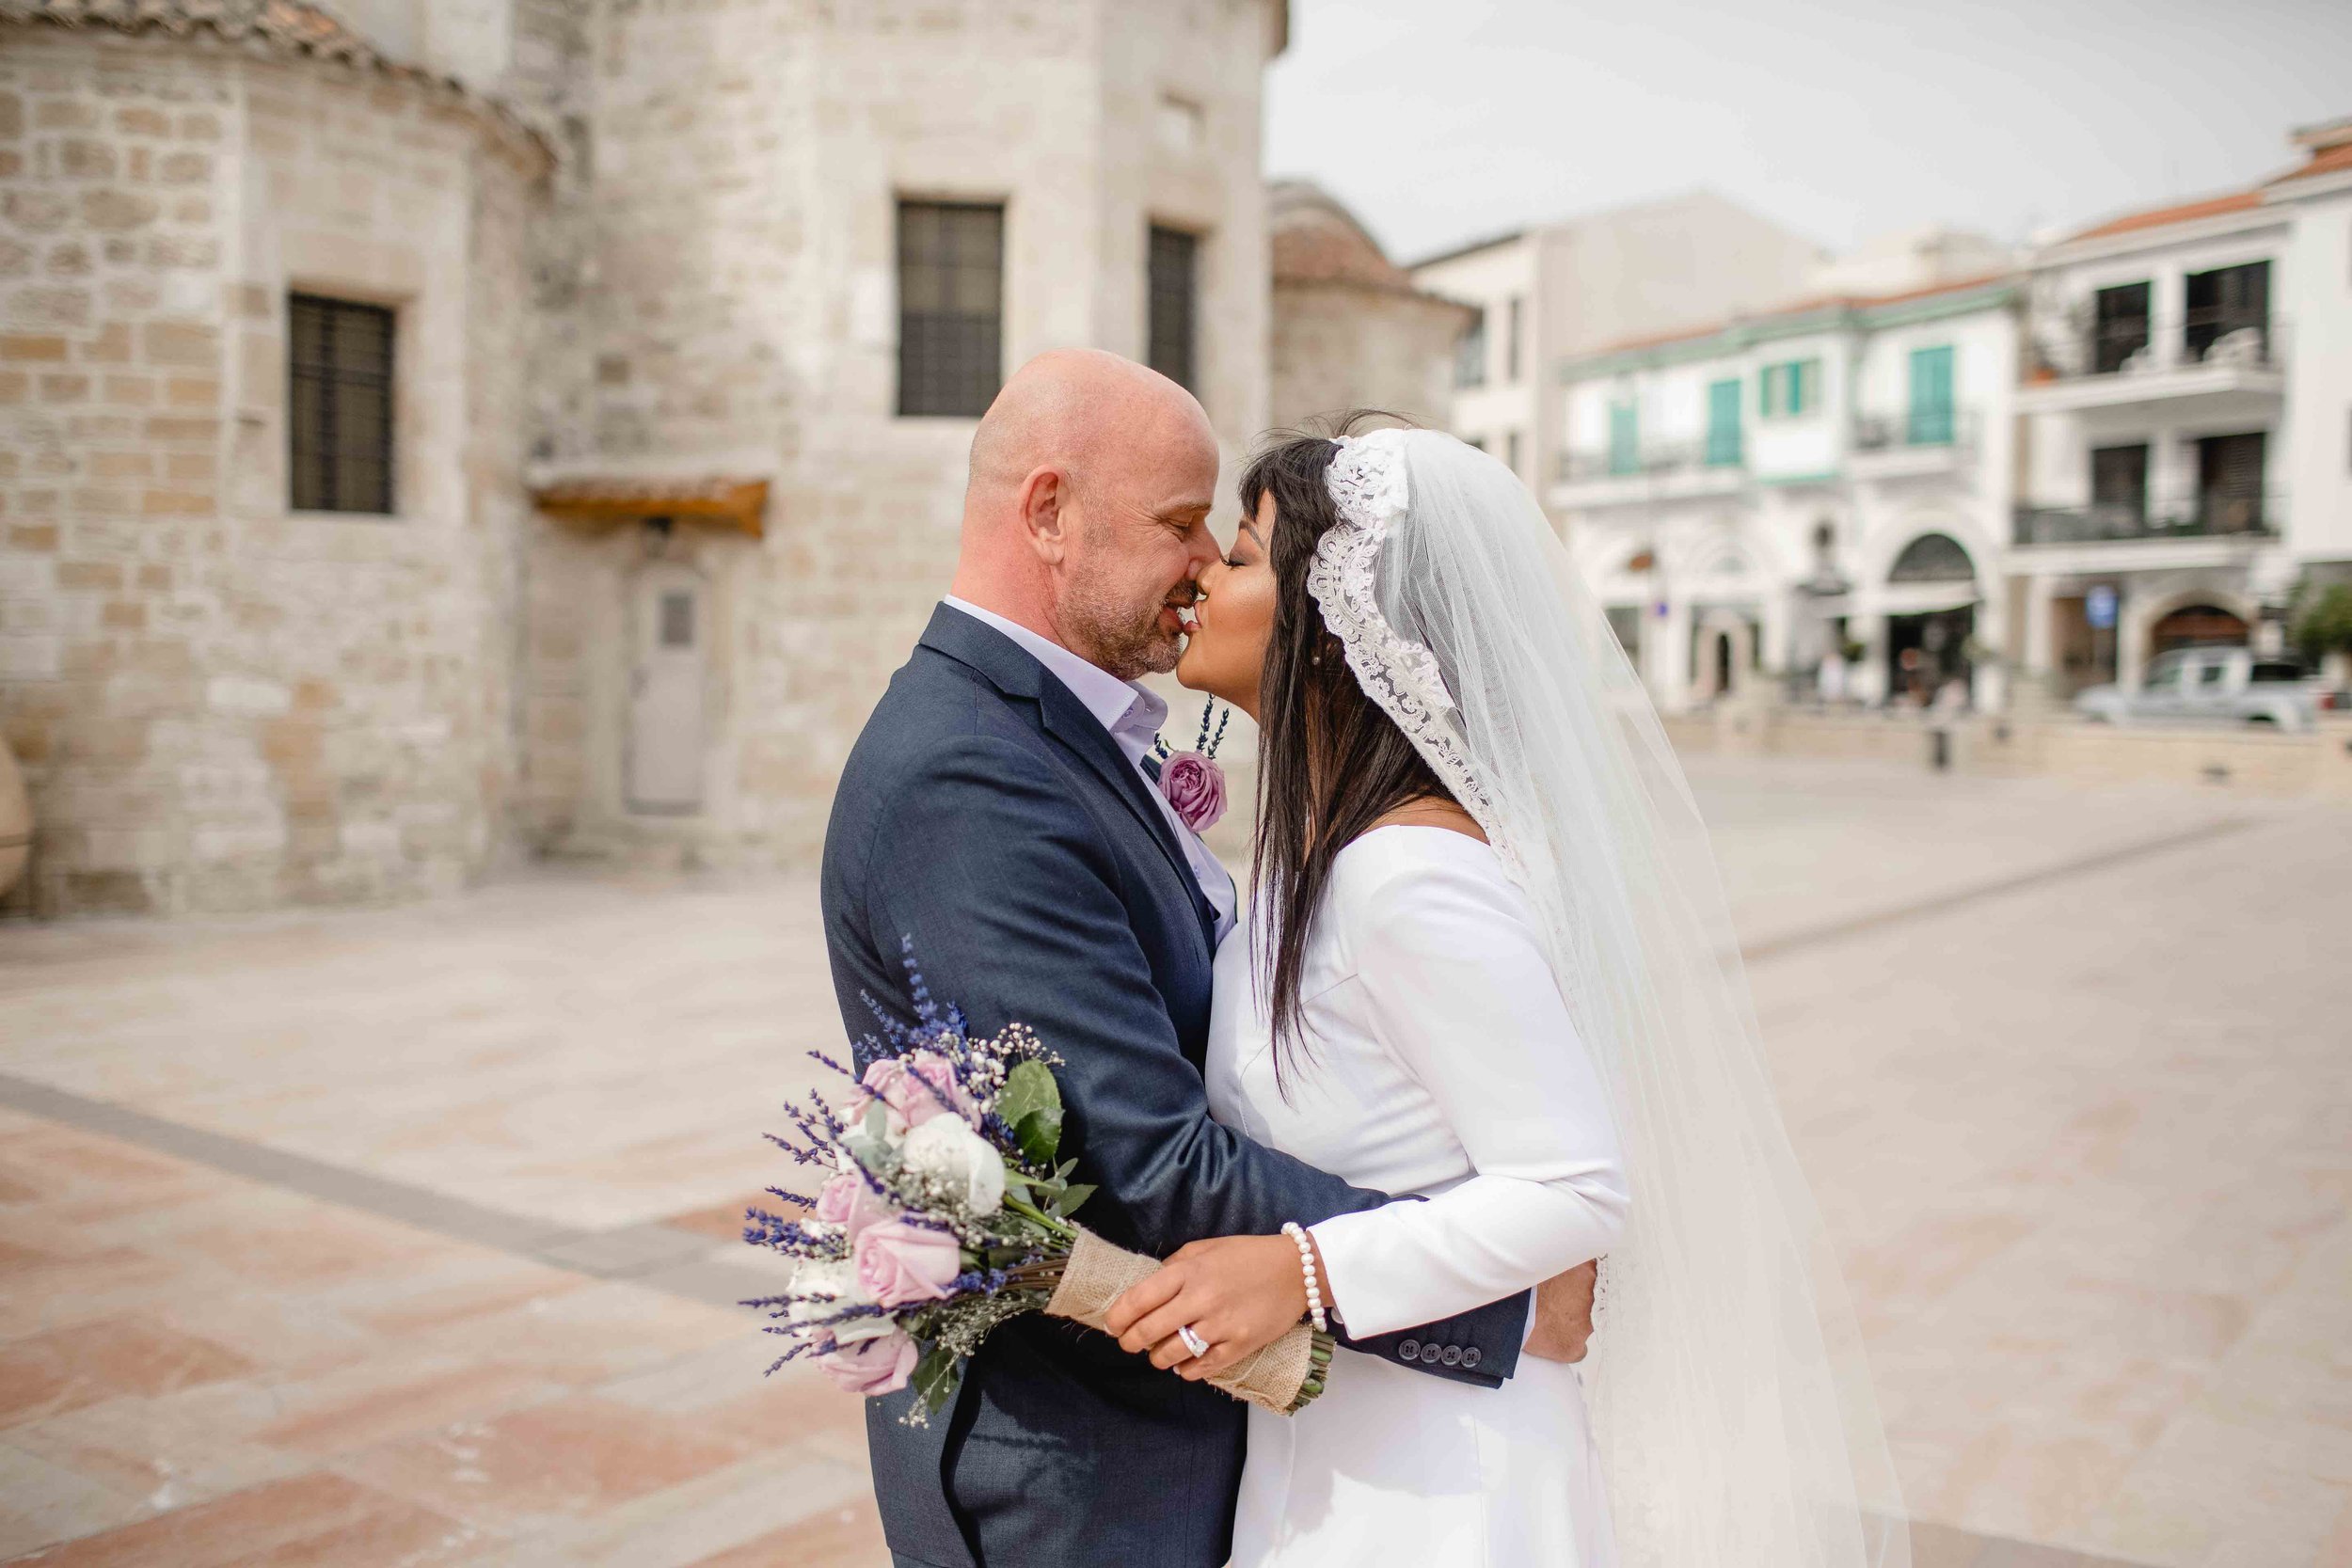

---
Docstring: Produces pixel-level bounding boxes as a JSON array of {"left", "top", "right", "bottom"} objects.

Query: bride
[{"left": 1103, "top": 422, "right": 1908, "bottom": 1567}]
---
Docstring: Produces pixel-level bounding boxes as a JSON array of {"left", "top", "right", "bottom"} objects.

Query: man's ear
[{"left": 1018, "top": 466, "right": 1071, "bottom": 564}]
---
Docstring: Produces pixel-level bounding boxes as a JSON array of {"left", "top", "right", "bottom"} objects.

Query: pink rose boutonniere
[
  {"left": 1156, "top": 751, "right": 1227, "bottom": 833},
  {"left": 1153, "top": 700, "right": 1232, "bottom": 834}
]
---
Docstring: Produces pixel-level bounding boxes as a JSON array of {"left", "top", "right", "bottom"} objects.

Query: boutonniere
[{"left": 1152, "top": 701, "right": 1231, "bottom": 833}]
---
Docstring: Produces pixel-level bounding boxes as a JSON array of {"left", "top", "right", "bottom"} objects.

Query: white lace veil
[{"left": 1311, "top": 428, "right": 1909, "bottom": 1567}]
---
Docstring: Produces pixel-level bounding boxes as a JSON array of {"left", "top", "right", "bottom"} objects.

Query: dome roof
[
  {"left": 1269, "top": 180, "right": 1420, "bottom": 293},
  {"left": 1, "top": 0, "right": 549, "bottom": 160}
]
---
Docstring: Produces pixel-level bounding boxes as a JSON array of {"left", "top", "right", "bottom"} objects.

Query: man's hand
[{"left": 1524, "top": 1259, "right": 1598, "bottom": 1364}]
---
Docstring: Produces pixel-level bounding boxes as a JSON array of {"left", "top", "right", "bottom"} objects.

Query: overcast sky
[{"left": 1264, "top": 0, "right": 2352, "bottom": 265}]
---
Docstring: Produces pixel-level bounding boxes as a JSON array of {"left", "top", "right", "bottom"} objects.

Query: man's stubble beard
[{"left": 1063, "top": 573, "right": 1184, "bottom": 682}]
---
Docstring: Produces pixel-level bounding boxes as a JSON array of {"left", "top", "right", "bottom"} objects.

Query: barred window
[
  {"left": 289, "top": 294, "right": 394, "bottom": 514},
  {"left": 1148, "top": 226, "right": 1199, "bottom": 393},
  {"left": 898, "top": 200, "right": 1005, "bottom": 418}
]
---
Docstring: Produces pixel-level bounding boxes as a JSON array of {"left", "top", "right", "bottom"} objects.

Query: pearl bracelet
[{"left": 1280, "top": 1221, "right": 1328, "bottom": 1332}]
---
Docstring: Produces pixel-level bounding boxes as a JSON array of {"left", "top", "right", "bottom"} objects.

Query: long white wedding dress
[{"left": 1203, "top": 825, "right": 1629, "bottom": 1567}]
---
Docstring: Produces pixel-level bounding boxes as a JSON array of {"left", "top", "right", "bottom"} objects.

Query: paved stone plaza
[{"left": 0, "top": 755, "right": 2344, "bottom": 1566}]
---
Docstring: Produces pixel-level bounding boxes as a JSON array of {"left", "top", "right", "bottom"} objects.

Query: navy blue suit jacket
[{"left": 819, "top": 606, "right": 1530, "bottom": 1568}]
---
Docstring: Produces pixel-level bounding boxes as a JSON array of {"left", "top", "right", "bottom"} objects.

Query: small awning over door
[{"left": 532, "top": 477, "right": 769, "bottom": 538}]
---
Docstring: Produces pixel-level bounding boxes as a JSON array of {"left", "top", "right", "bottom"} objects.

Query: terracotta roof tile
[
  {"left": 2066, "top": 190, "right": 2265, "bottom": 243},
  {"left": 2268, "top": 139, "right": 2352, "bottom": 186},
  {"left": 1269, "top": 181, "right": 1468, "bottom": 310},
  {"left": 1578, "top": 272, "right": 2013, "bottom": 361}
]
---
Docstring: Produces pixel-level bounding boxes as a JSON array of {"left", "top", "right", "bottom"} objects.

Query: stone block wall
[
  {"left": 521, "top": 0, "right": 1282, "bottom": 868},
  {"left": 0, "top": 35, "right": 546, "bottom": 915},
  {"left": 1271, "top": 281, "right": 1465, "bottom": 433}
]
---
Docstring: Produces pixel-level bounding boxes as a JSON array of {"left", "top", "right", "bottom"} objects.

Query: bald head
[
  {"left": 949, "top": 350, "right": 1223, "bottom": 679},
  {"left": 965, "top": 348, "right": 1213, "bottom": 504}
]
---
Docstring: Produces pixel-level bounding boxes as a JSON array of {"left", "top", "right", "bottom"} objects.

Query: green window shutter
[
  {"left": 1793, "top": 358, "right": 1816, "bottom": 415},
  {"left": 1706, "top": 378, "right": 1742, "bottom": 466},
  {"left": 1609, "top": 403, "right": 1639, "bottom": 474},
  {"left": 1907, "top": 346, "right": 1954, "bottom": 444},
  {"left": 1760, "top": 365, "right": 1781, "bottom": 419}
]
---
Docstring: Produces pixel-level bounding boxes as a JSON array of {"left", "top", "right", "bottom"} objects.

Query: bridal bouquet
[{"left": 748, "top": 940, "right": 1332, "bottom": 1425}]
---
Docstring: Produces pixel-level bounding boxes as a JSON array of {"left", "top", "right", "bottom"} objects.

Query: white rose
[{"left": 900, "top": 1114, "right": 1007, "bottom": 1216}]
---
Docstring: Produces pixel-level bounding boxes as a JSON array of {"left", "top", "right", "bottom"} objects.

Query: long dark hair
[{"left": 1241, "top": 414, "right": 1454, "bottom": 1088}]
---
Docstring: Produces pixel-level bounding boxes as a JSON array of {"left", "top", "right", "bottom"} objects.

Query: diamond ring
[{"left": 1176, "top": 1323, "right": 1210, "bottom": 1359}]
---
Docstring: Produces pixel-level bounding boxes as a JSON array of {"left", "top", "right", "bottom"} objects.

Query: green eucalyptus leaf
[
  {"left": 1051, "top": 1182, "right": 1096, "bottom": 1218},
  {"left": 996, "top": 1060, "right": 1060, "bottom": 1132},
  {"left": 1013, "top": 1108, "right": 1062, "bottom": 1169}
]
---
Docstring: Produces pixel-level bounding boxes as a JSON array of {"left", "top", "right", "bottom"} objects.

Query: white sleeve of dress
[{"left": 1307, "top": 851, "right": 1629, "bottom": 1341}]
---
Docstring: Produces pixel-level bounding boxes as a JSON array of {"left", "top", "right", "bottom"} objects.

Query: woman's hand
[{"left": 1102, "top": 1234, "right": 1314, "bottom": 1380}]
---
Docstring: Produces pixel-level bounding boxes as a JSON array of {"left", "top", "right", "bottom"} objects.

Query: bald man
[{"left": 819, "top": 352, "right": 1544, "bottom": 1568}]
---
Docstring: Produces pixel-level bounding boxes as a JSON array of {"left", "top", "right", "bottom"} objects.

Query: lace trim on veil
[{"left": 1310, "top": 431, "right": 1518, "bottom": 876}]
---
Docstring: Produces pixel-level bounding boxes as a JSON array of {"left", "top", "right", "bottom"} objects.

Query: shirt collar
[{"left": 941, "top": 597, "right": 1163, "bottom": 742}]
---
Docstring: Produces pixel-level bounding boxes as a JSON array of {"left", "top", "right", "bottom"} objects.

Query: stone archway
[
  {"left": 2122, "top": 585, "right": 2262, "bottom": 683},
  {"left": 1881, "top": 531, "right": 1980, "bottom": 706},
  {"left": 2149, "top": 602, "right": 2249, "bottom": 655}
]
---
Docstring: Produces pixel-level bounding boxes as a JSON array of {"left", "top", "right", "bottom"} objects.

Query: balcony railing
[
  {"left": 1559, "top": 441, "right": 1743, "bottom": 484},
  {"left": 2027, "top": 313, "right": 2287, "bottom": 382},
  {"left": 2012, "top": 492, "right": 2283, "bottom": 546},
  {"left": 1852, "top": 408, "right": 1980, "bottom": 451}
]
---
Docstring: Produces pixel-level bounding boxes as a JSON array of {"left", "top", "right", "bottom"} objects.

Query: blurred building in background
[
  {"left": 1534, "top": 119, "right": 2352, "bottom": 718},
  {"left": 1553, "top": 264, "right": 2018, "bottom": 715},
  {"left": 2011, "top": 116, "right": 2352, "bottom": 698},
  {"left": 1265, "top": 179, "right": 1467, "bottom": 433},
  {"left": 1408, "top": 192, "right": 1825, "bottom": 516},
  {"left": 0, "top": 0, "right": 1290, "bottom": 917}
]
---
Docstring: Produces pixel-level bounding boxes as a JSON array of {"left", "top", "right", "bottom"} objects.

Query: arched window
[{"left": 1888, "top": 532, "right": 1974, "bottom": 583}]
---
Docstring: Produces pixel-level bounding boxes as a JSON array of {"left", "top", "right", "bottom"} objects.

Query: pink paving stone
[
  {"left": 6, "top": 1470, "right": 483, "bottom": 1567},
  {"left": 330, "top": 1392, "right": 755, "bottom": 1530},
  {"left": 0, "top": 1318, "right": 254, "bottom": 1428}
]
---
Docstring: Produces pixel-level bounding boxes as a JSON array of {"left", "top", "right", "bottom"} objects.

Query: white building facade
[
  {"left": 1410, "top": 193, "right": 1824, "bottom": 523},
  {"left": 1552, "top": 278, "right": 2021, "bottom": 715},
  {"left": 2011, "top": 118, "right": 2352, "bottom": 697}
]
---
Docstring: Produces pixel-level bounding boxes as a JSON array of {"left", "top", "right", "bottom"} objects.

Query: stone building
[
  {"left": 1265, "top": 179, "right": 1467, "bottom": 432},
  {"left": 0, "top": 0, "right": 1290, "bottom": 917}
]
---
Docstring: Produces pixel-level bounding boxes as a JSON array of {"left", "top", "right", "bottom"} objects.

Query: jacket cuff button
[
  {"left": 1462, "top": 1347, "right": 1482, "bottom": 1370},
  {"left": 1440, "top": 1346, "right": 1463, "bottom": 1367},
  {"left": 1397, "top": 1338, "right": 1421, "bottom": 1361}
]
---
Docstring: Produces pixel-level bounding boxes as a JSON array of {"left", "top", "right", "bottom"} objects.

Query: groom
[{"left": 821, "top": 350, "right": 1594, "bottom": 1568}]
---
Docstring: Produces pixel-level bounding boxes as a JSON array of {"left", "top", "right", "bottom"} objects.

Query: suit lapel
[{"left": 919, "top": 607, "right": 1216, "bottom": 956}]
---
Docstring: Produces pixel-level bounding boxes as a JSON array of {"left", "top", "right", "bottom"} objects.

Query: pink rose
[
  {"left": 817, "top": 1328, "right": 918, "bottom": 1397},
  {"left": 813, "top": 1172, "right": 898, "bottom": 1239},
  {"left": 904, "top": 1051, "right": 976, "bottom": 1124},
  {"left": 850, "top": 1053, "right": 973, "bottom": 1135},
  {"left": 853, "top": 1218, "right": 962, "bottom": 1307},
  {"left": 1157, "top": 751, "right": 1227, "bottom": 832}
]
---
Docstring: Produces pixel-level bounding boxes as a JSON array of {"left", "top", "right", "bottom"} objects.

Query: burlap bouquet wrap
[{"left": 1044, "top": 1228, "right": 1315, "bottom": 1415}]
